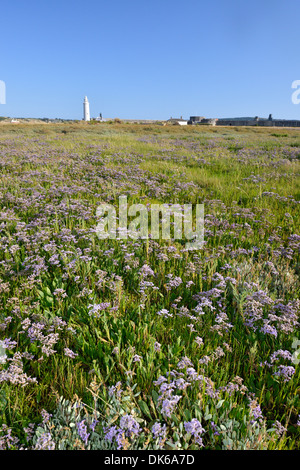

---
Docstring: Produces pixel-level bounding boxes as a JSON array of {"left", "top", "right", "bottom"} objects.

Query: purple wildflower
[
  {"left": 119, "top": 414, "right": 141, "bottom": 437},
  {"left": 88, "top": 302, "right": 111, "bottom": 318},
  {"left": 248, "top": 399, "right": 264, "bottom": 424},
  {"left": 270, "top": 349, "right": 293, "bottom": 363},
  {"left": 210, "top": 421, "right": 219, "bottom": 436},
  {"left": 108, "top": 381, "right": 123, "bottom": 398},
  {"left": 132, "top": 354, "right": 142, "bottom": 363},
  {"left": 177, "top": 356, "right": 193, "bottom": 369},
  {"left": 104, "top": 425, "right": 122, "bottom": 446},
  {"left": 64, "top": 348, "right": 78, "bottom": 359},
  {"left": 23, "top": 423, "right": 35, "bottom": 443},
  {"left": 76, "top": 419, "right": 90, "bottom": 445},
  {"left": 273, "top": 365, "right": 295, "bottom": 382},
  {"left": 157, "top": 308, "right": 173, "bottom": 318},
  {"left": 195, "top": 336, "right": 204, "bottom": 347},
  {"left": 89, "top": 419, "right": 99, "bottom": 432},
  {"left": 160, "top": 395, "right": 181, "bottom": 418},
  {"left": 41, "top": 409, "right": 52, "bottom": 424},
  {"left": 151, "top": 422, "right": 167, "bottom": 447},
  {"left": 273, "top": 420, "right": 287, "bottom": 437},
  {"left": 34, "top": 431, "right": 55, "bottom": 450},
  {"left": 184, "top": 419, "right": 205, "bottom": 446},
  {"left": 0, "top": 424, "right": 19, "bottom": 450}
]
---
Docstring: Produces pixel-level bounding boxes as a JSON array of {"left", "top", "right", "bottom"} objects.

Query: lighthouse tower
[{"left": 83, "top": 96, "right": 90, "bottom": 121}]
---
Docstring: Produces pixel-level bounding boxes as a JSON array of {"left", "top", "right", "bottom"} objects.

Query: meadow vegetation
[{"left": 0, "top": 122, "right": 299, "bottom": 450}]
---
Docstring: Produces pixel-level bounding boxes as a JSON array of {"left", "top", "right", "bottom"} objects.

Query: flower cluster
[{"left": 104, "top": 414, "right": 141, "bottom": 449}]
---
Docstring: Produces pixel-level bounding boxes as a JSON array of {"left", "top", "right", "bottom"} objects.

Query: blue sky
[{"left": 1, "top": 0, "right": 300, "bottom": 120}]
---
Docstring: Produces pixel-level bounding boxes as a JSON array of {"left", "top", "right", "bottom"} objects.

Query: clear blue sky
[{"left": 1, "top": 0, "right": 300, "bottom": 120}]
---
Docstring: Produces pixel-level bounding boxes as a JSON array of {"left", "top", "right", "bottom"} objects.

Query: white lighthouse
[{"left": 83, "top": 96, "right": 90, "bottom": 121}]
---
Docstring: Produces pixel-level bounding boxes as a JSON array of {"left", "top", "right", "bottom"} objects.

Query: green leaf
[
  {"left": 152, "top": 390, "right": 159, "bottom": 404},
  {"left": 45, "top": 287, "right": 52, "bottom": 296},
  {"left": 216, "top": 399, "right": 225, "bottom": 409},
  {"left": 37, "top": 290, "right": 44, "bottom": 299},
  {"left": 166, "top": 440, "right": 178, "bottom": 449},
  {"left": 183, "top": 408, "right": 192, "bottom": 422}
]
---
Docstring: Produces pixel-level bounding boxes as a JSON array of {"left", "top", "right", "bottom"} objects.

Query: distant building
[
  {"left": 188, "top": 116, "right": 205, "bottom": 124},
  {"left": 95, "top": 113, "right": 106, "bottom": 122},
  {"left": 167, "top": 116, "right": 188, "bottom": 126},
  {"left": 188, "top": 117, "right": 217, "bottom": 126},
  {"left": 83, "top": 96, "right": 90, "bottom": 121},
  {"left": 216, "top": 114, "right": 300, "bottom": 127},
  {"left": 185, "top": 113, "right": 300, "bottom": 127}
]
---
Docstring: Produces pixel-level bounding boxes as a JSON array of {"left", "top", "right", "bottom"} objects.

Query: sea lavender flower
[
  {"left": 177, "top": 356, "right": 193, "bottom": 369},
  {"left": 175, "top": 377, "right": 191, "bottom": 390},
  {"left": 88, "top": 302, "right": 111, "bottom": 318},
  {"left": 160, "top": 395, "right": 181, "bottom": 418},
  {"left": 165, "top": 276, "right": 182, "bottom": 290},
  {"left": 157, "top": 308, "right": 173, "bottom": 318},
  {"left": 119, "top": 414, "right": 141, "bottom": 438},
  {"left": 186, "top": 367, "right": 200, "bottom": 381},
  {"left": 212, "top": 347, "right": 225, "bottom": 360},
  {"left": 108, "top": 381, "right": 123, "bottom": 398},
  {"left": 23, "top": 423, "right": 35, "bottom": 443},
  {"left": 53, "top": 288, "right": 67, "bottom": 298},
  {"left": 151, "top": 422, "right": 167, "bottom": 447},
  {"left": 0, "top": 352, "right": 37, "bottom": 386},
  {"left": 195, "top": 336, "right": 204, "bottom": 347},
  {"left": 41, "top": 409, "right": 52, "bottom": 424},
  {"left": 184, "top": 419, "right": 205, "bottom": 446},
  {"left": 0, "top": 424, "right": 19, "bottom": 450},
  {"left": 273, "top": 420, "right": 287, "bottom": 437},
  {"left": 139, "top": 264, "right": 155, "bottom": 277},
  {"left": 273, "top": 365, "right": 295, "bottom": 382},
  {"left": 34, "top": 431, "right": 55, "bottom": 450},
  {"left": 270, "top": 349, "right": 294, "bottom": 363},
  {"left": 89, "top": 418, "right": 99, "bottom": 432},
  {"left": 260, "top": 322, "right": 278, "bottom": 338},
  {"left": 199, "top": 355, "right": 210, "bottom": 365},
  {"left": 64, "top": 348, "right": 78, "bottom": 359},
  {"left": 153, "top": 375, "right": 167, "bottom": 387},
  {"left": 104, "top": 425, "right": 121, "bottom": 444},
  {"left": 248, "top": 399, "right": 264, "bottom": 424},
  {"left": 158, "top": 381, "right": 177, "bottom": 398},
  {"left": 76, "top": 419, "right": 90, "bottom": 445},
  {"left": 210, "top": 421, "right": 219, "bottom": 436},
  {"left": 105, "top": 414, "right": 140, "bottom": 449},
  {"left": 132, "top": 354, "right": 142, "bottom": 363},
  {"left": 0, "top": 316, "right": 12, "bottom": 331},
  {"left": 186, "top": 280, "right": 194, "bottom": 288}
]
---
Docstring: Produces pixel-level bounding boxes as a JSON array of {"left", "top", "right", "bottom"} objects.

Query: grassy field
[{"left": 0, "top": 121, "right": 299, "bottom": 450}]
